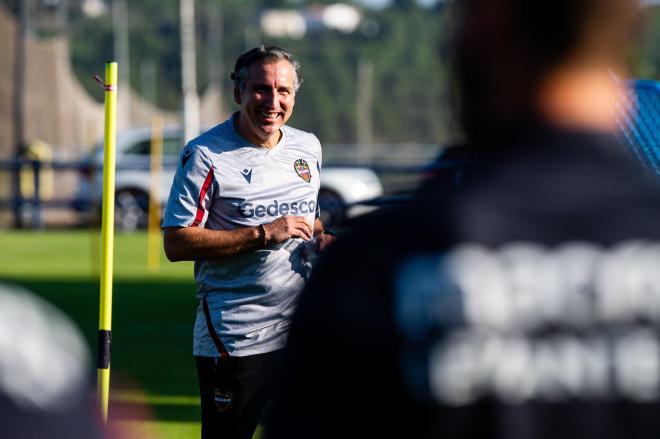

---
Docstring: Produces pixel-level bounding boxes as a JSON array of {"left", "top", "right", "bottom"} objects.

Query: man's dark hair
[{"left": 231, "top": 45, "right": 302, "bottom": 92}]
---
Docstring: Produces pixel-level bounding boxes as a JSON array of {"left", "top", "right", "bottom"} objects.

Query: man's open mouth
[{"left": 259, "top": 111, "right": 281, "bottom": 120}]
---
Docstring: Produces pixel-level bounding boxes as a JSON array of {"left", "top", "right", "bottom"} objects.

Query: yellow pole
[
  {"left": 97, "top": 61, "right": 118, "bottom": 424},
  {"left": 147, "top": 116, "right": 163, "bottom": 271}
]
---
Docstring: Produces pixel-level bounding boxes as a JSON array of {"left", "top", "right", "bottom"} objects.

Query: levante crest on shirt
[{"left": 294, "top": 159, "right": 312, "bottom": 183}]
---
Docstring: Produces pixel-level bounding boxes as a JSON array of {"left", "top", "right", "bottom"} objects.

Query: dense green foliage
[
  {"left": 67, "top": 0, "right": 454, "bottom": 143},
  {"left": 4, "top": 0, "right": 455, "bottom": 143},
  {"left": 3, "top": 0, "right": 660, "bottom": 144},
  {"left": 632, "top": 8, "right": 660, "bottom": 81}
]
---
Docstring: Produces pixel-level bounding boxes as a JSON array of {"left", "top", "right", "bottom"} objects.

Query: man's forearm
[
  {"left": 164, "top": 215, "right": 314, "bottom": 262},
  {"left": 163, "top": 226, "right": 263, "bottom": 261}
]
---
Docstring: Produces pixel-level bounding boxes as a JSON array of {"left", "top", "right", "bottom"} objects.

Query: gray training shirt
[{"left": 163, "top": 113, "right": 322, "bottom": 357}]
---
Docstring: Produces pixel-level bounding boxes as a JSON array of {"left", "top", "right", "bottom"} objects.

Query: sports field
[{"left": 0, "top": 230, "right": 263, "bottom": 439}]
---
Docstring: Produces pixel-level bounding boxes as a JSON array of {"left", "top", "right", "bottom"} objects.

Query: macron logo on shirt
[{"left": 241, "top": 168, "right": 253, "bottom": 183}]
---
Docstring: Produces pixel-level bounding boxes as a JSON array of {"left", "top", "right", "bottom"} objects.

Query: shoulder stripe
[{"left": 192, "top": 167, "right": 215, "bottom": 227}]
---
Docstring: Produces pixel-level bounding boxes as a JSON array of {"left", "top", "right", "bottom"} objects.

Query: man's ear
[{"left": 234, "top": 86, "right": 241, "bottom": 105}]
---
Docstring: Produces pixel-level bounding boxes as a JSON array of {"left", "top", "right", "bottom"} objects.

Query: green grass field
[{"left": 0, "top": 230, "right": 263, "bottom": 439}]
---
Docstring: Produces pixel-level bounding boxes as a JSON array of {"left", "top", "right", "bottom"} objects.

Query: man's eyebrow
[{"left": 251, "top": 82, "right": 292, "bottom": 91}]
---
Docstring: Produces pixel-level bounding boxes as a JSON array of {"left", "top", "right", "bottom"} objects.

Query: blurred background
[
  {"left": 0, "top": 2, "right": 659, "bottom": 437},
  {"left": 0, "top": 0, "right": 659, "bottom": 229}
]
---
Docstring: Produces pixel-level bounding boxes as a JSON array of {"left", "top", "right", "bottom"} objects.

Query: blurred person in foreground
[
  {"left": 162, "top": 45, "right": 333, "bottom": 439},
  {"left": 0, "top": 283, "right": 104, "bottom": 438},
  {"left": 267, "top": 1, "right": 660, "bottom": 438}
]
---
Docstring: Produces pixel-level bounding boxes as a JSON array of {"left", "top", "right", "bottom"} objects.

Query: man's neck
[
  {"left": 234, "top": 113, "right": 282, "bottom": 148},
  {"left": 537, "top": 64, "right": 622, "bottom": 133}
]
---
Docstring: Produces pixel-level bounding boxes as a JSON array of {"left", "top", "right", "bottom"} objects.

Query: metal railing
[
  {"left": 0, "top": 159, "right": 90, "bottom": 229},
  {"left": 0, "top": 158, "right": 463, "bottom": 229},
  {"left": 4, "top": 76, "right": 658, "bottom": 230}
]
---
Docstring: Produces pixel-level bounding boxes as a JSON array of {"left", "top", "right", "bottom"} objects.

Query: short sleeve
[{"left": 162, "top": 144, "right": 216, "bottom": 228}]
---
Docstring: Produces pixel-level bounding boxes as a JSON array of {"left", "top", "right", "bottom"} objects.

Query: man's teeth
[{"left": 259, "top": 111, "right": 279, "bottom": 119}]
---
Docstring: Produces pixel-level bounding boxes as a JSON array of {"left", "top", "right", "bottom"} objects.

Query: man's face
[{"left": 234, "top": 60, "right": 296, "bottom": 147}]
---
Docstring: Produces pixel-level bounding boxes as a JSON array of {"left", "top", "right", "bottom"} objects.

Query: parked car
[{"left": 75, "top": 126, "right": 383, "bottom": 231}]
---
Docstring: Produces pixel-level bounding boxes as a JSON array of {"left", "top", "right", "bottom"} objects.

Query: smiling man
[{"left": 162, "top": 45, "right": 333, "bottom": 439}]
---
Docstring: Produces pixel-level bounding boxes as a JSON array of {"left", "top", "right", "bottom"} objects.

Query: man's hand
[{"left": 263, "top": 216, "right": 314, "bottom": 243}]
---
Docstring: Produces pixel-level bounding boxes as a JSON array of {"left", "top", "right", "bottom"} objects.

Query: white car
[{"left": 76, "top": 126, "right": 383, "bottom": 231}]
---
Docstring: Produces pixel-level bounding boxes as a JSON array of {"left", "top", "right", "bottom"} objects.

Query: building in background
[{"left": 0, "top": 2, "right": 224, "bottom": 227}]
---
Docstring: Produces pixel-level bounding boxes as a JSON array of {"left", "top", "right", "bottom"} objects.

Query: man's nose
[{"left": 262, "top": 90, "right": 277, "bottom": 107}]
